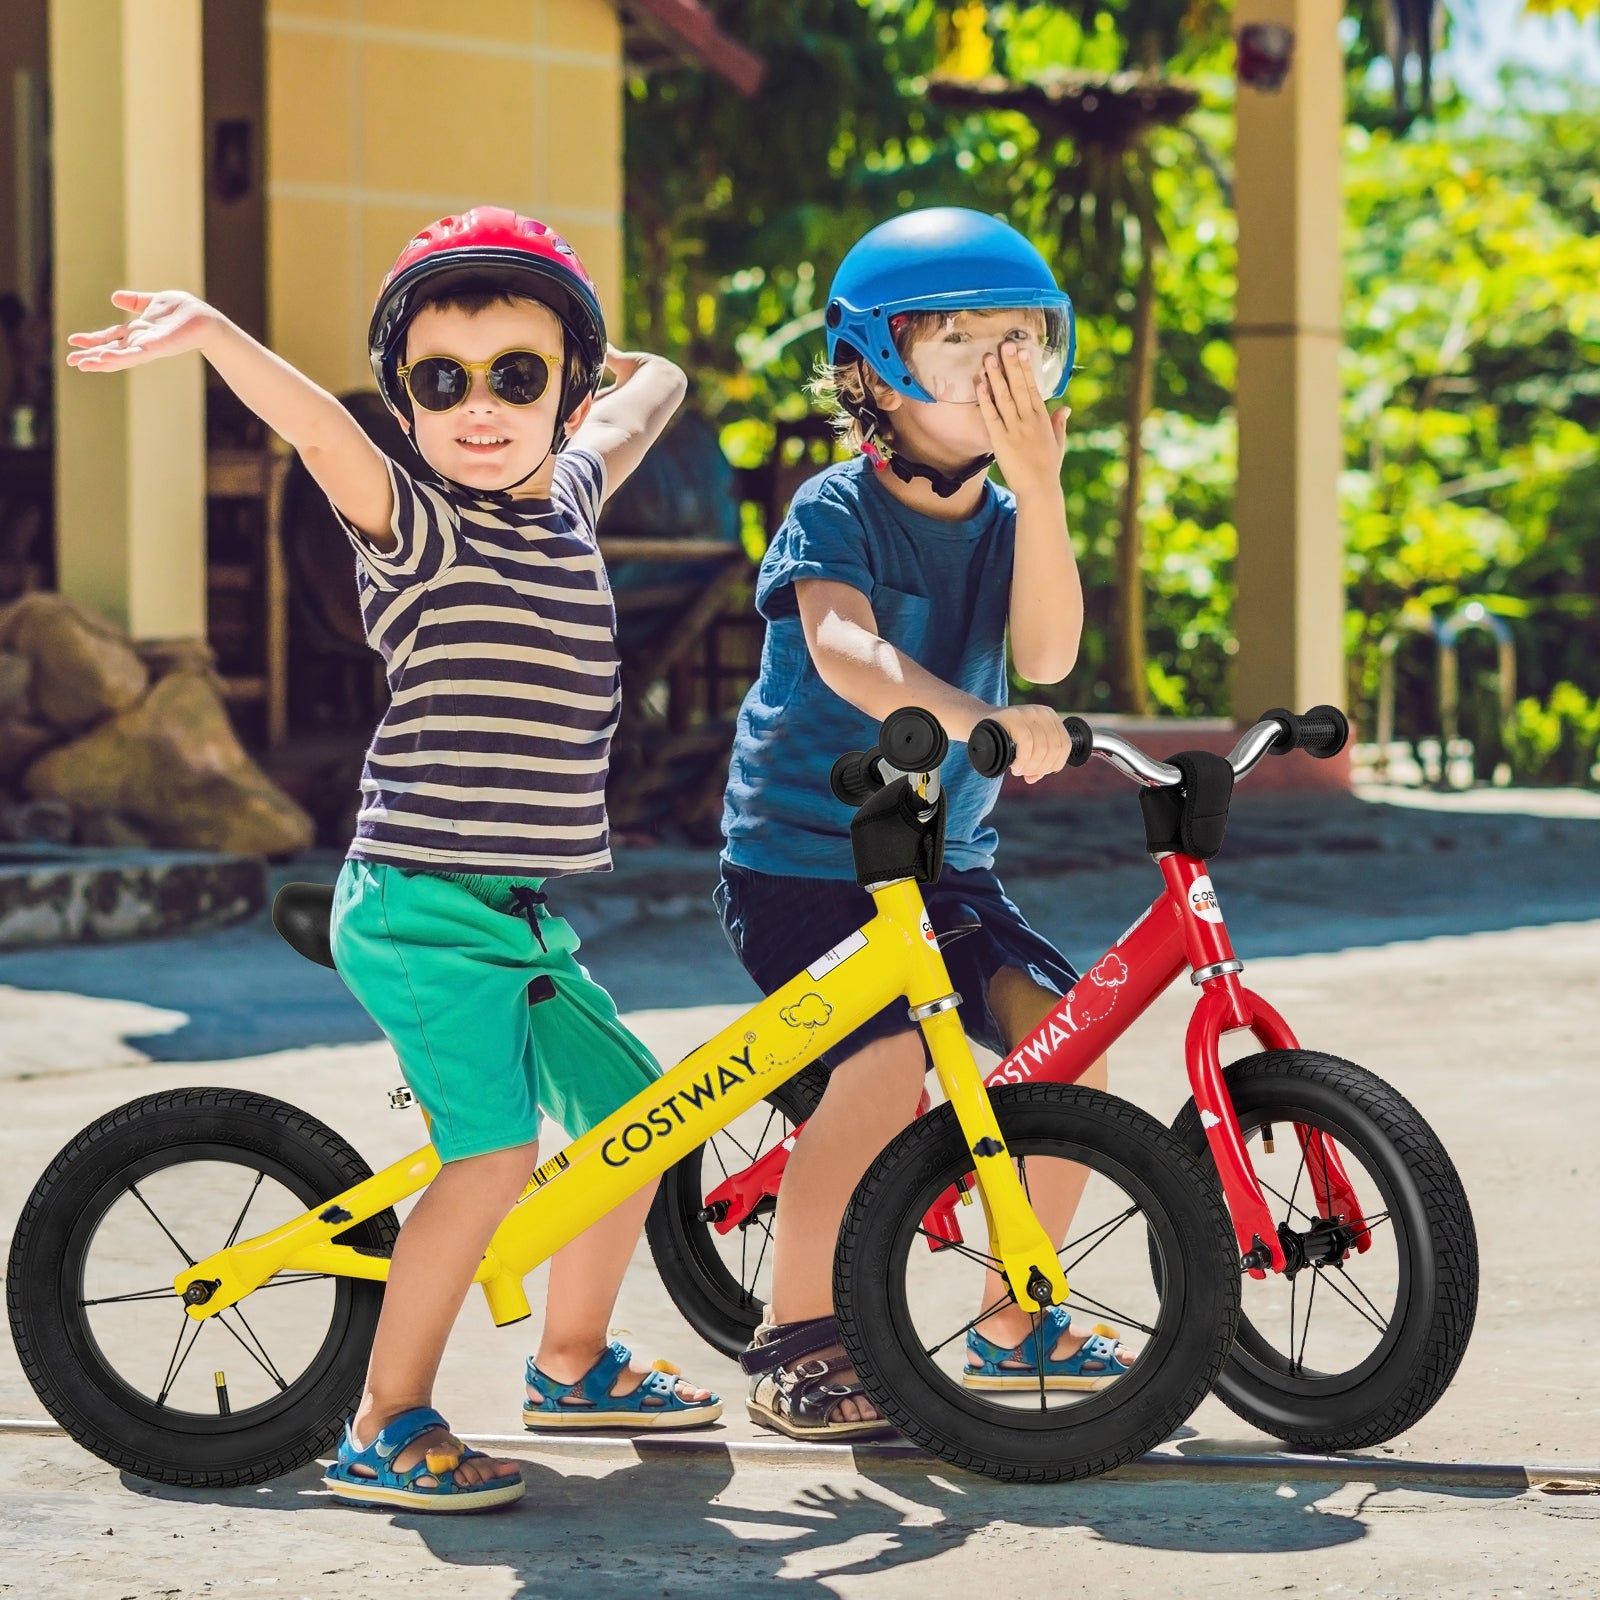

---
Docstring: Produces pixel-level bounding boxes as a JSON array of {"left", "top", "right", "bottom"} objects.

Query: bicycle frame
[
  {"left": 172, "top": 880, "right": 1070, "bottom": 1326},
  {"left": 701, "top": 850, "right": 1369, "bottom": 1280}
]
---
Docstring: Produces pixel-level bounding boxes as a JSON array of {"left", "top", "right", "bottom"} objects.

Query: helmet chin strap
[
  {"left": 857, "top": 395, "right": 993, "bottom": 499},
  {"left": 886, "top": 449, "right": 995, "bottom": 499},
  {"left": 401, "top": 410, "right": 567, "bottom": 498}
]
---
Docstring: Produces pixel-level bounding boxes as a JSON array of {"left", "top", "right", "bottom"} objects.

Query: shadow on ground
[{"left": 123, "top": 1447, "right": 1526, "bottom": 1598}]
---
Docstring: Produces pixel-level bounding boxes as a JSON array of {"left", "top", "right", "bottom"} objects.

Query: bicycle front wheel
[
  {"left": 1171, "top": 1050, "right": 1477, "bottom": 1452},
  {"left": 6, "top": 1088, "right": 398, "bottom": 1486},
  {"left": 834, "top": 1083, "right": 1240, "bottom": 1483}
]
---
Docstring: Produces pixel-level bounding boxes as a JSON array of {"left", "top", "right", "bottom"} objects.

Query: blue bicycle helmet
[{"left": 825, "top": 207, "right": 1076, "bottom": 404}]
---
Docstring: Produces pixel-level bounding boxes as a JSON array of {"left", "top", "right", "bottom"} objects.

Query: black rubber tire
[
  {"left": 647, "top": 1064, "right": 829, "bottom": 1358},
  {"left": 6, "top": 1088, "right": 398, "bottom": 1486},
  {"left": 835, "top": 1084, "right": 1241, "bottom": 1483},
  {"left": 1170, "top": 1050, "right": 1478, "bottom": 1452}
]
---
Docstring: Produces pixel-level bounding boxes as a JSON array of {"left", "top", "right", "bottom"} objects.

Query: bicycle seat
[{"left": 272, "top": 882, "right": 337, "bottom": 970}]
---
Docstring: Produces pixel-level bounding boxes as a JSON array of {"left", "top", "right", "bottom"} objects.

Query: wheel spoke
[
  {"left": 127, "top": 1183, "right": 197, "bottom": 1268},
  {"left": 1032, "top": 1312, "right": 1048, "bottom": 1413},
  {"left": 80, "top": 1286, "right": 180, "bottom": 1308},
  {"left": 1315, "top": 1266, "right": 1391, "bottom": 1336},
  {"left": 154, "top": 1312, "right": 205, "bottom": 1407},
  {"left": 1292, "top": 1265, "right": 1320, "bottom": 1375},
  {"left": 1258, "top": 1177, "right": 1321, "bottom": 1228},
  {"left": 1058, "top": 1205, "right": 1139, "bottom": 1275},
  {"left": 912, "top": 1227, "right": 999, "bottom": 1272},
  {"left": 222, "top": 1172, "right": 266, "bottom": 1250},
  {"left": 1285, "top": 1139, "right": 1311, "bottom": 1235},
  {"left": 214, "top": 1307, "right": 289, "bottom": 1392},
  {"left": 922, "top": 1288, "right": 1018, "bottom": 1361},
  {"left": 1059, "top": 1289, "right": 1156, "bottom": 1338}
]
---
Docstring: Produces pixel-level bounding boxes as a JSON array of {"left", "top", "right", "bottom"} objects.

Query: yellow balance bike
[{"left": 7, "top": 709, "right": 1240, "bottom": 1485}]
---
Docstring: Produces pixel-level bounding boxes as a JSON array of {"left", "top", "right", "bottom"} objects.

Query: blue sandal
[
  {"left": 962, "top": 1307, "right": 1135, "bottom": 1391},
  {"left": 323, "top": 1406, "right": 525, "bottom": 1512},
  {"left": 523, "top": 1339, "right": 722, "bottom": 1430}
]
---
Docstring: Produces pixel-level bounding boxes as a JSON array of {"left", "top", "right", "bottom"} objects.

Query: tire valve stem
[
  {"left": 955, "top": 1175, "right": 974, "bottom": 1207},
  {"left": 1261, "top": 1123, "right": 1276, "bottom": 1155},
  {"left": 214, "top": 1371, "right": 231, "bottom": 1416}
]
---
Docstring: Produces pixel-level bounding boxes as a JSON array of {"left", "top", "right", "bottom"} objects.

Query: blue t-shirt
[{"left": 722, "top": 456, "right": 1014, "bottom": 879}]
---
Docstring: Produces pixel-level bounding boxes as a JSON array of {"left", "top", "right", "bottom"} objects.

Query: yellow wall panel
[
  {"left": 540, "top": 0, "right": 621, "bottom": 56},
  {"left": 359, "top": 43, "right": 535, "bottom": 198},
  {"left": 269, "top": 196, "right": 364, "bottom": 394},
  {"left": 360, "top": 0, "right": 541, "bottom": 42},
  {"left": 265, "top": 30, "right": 353, "bottom": 185},
  {"left": 543, "top": 64, "right": 621, "bottom": 209}
]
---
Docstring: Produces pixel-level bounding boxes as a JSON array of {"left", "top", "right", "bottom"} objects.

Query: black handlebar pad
[
  {"left": 829, "top": 746, "right": 886, "bottom": 807},
  {"left": 967, "top": 714, "right": 1094, "bottom": 779},
  {"left": 1259, "top": 704, "right": 1351, "bottom": 760},
  {"left": 879, "top": 706, "right": 948, "bottom": 774},
  {"left": 966, "top": 719, "right": 1014, "bottom": 779}
]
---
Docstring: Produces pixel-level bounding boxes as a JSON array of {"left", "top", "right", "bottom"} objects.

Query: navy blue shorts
[{"left": 714, "top": 860, "right": 1080, "bottom": 1071}]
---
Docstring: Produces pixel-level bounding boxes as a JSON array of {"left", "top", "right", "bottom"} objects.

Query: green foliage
[
  {"left": 1342, "top": 93, "right": 1600, "bottom": 749},
  {"left": 1505, "top": 683, "right": 1600, "bottom": 786}
]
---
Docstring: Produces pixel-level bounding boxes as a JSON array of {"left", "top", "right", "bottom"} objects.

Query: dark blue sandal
[
  {"left": 323, "top": 1406, "right": 525, "bottom": 1511},
  {"left": 963, "top": 1307, "right": 1136, "bottom": 1391},
  {"left": 523, "top": 1340, "right": 721, "bottom": 1430}
]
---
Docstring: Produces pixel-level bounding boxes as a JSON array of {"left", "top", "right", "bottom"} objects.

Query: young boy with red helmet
[{"left": 68, "top": 207, "right": 718, "bottom": 1511}]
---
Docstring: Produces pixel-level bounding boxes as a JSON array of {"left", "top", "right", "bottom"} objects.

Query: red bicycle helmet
[{"left": 368, "top": 207, "right": 607, "bottom": 428}]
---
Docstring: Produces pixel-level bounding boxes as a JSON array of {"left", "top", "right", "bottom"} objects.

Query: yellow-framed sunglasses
[{"left": 396, "top": 347, "right": 563, "bottom": 412}]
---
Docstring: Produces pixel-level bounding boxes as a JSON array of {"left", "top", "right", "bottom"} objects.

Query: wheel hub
[{"left": 1276, "top": 1216, "right": 1354, "bottom": 1279}]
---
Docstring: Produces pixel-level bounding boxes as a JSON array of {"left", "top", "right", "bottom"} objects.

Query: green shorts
[{"left": 330, "top": 860, "right": 661, "bottom": 1163}]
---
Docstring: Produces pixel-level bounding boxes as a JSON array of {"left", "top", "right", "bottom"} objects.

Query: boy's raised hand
[
  {"left": 975, "top": 342, "right": 1069, "bottom": 501},
  {"left": 67, "top": 290, "right": 217, "bottom": 372}
]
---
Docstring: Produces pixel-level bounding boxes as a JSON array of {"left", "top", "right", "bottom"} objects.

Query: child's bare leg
[
  {"left": 351, "top": 1142, "right": 538, "bottom": 1486},
  {"left": 533, "top": 1179, "right": 712, "bottom": 1404},
  {"left": 768, "top": 1031, "right": 926, "bottom": 1422},
  {"left": 974, "top": 968, "right": 1129, "bottom": 1361}
]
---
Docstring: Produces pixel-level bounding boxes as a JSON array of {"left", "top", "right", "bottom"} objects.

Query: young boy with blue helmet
[{"left": 718, "top": 207, "right": 1135, "bottom": 1437}]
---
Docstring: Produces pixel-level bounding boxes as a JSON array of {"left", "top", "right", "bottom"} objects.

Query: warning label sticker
[{"left": 806, "top": 929, "right": 868, "bottom": 981}]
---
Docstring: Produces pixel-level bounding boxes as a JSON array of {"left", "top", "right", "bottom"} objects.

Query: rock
[
  {"left": 0, "top": 594, "right": 148, "bottom": 733},
  {"left": 136, "top": 636, "right": 225, "bottom": 692},
  {"left": 0, "top": 652, "right": 32, "bottom": 721},
  {"left": 24, "top": 671, "right": 315, "bottom": 857},
  {"left": 0, "top": 718, "right": 55, "bottom": 779},
  {"left": 0, "top": 798, "right": 74, "bottom": 845},
  {"left": 75, "top": 811, "right": 152, "bottom": 849}
]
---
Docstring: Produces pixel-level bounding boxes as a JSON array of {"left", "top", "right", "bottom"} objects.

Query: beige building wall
[{"left": 264, "top": 0, "right": 624, "bottom": 397}]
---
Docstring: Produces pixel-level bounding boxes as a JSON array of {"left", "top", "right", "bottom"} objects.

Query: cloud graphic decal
[{"left": 781, "top": 993, "right": 833, "bottom": 1030}]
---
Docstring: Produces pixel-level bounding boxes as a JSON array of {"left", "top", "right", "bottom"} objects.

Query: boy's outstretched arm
[
  {"left": 570, "top": 345, "right": 687, "bottom": 500},
  {"left": 68, "top": 289, "right": 396, "bottom": 548}
]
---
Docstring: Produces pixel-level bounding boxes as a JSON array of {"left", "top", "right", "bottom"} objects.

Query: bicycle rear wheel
[
  {"left": 1170, "top": 1050, "right": 1477, "bottom": 1451},
  {"left": 646, "top": 1064, "right": 828, "bottom": 1357},
  {"left": 6, "top": 1088, "right": 398, "bottom": 1486},
  {"left": 834, "top": 1083, "right": 1240, "bottom": 1482}
]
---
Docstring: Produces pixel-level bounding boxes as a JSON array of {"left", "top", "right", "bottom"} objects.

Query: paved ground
[{"left": 1, "top": 784, "right": 1598, "bottom": 1596}]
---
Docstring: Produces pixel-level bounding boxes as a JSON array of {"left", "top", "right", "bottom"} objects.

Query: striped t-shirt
[{"left": 336, "top": 448, "right": 619, "bottom": 876}]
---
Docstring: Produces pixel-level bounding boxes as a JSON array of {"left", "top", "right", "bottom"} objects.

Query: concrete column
[
  {"left": 1231, "top": 0, "right": 1345, "bottom": 719},
  {"left": 50, "top": 0, "right": 207, "bottom": 640}
]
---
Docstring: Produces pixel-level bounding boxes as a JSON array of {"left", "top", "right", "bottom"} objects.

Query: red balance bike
[{"left": 648, "top": 708, "right": 1478, "bottom": 1452}]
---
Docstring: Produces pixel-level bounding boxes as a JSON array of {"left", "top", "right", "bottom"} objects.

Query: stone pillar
[
  {"left": 49, "top": 0, "right": 207, "bottom": 641},
  {"left": 1231, "top": 0, "right": 1345, "bottom": 720}
]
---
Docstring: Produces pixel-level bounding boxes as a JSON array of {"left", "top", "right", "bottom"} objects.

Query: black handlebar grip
[
  {"left": 829, "top": 746, "right": 885, "bottom": 806},
  {"left": 1063, "top": 715, "right": 1094, "bottom": 767},
  {"left": 967, "top": 718, "right": 1015, "bottom": 779},
  {"left": 879, "top": 706, "right": 948, "bottom": 774},
  {"left": 1260, "top": 705, "right": 1351, "bottom": 760},
  {"left": 1296, "top": 704, "right": 1351, "bottom": 759}
]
